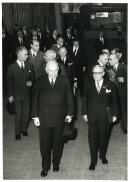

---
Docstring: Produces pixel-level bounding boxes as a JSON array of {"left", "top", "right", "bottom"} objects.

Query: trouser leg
[
  {"left": 14, "top": 101, "right": 22, "bottom": 135},
  {"left": 39, "top": 126, "right": 52, "bottom": 171},
  {"left": 88, "top": 122, "right": 99, "bottom": 164},
  {"left": 52, "top": 125, "right": 64, "bottom": 168},
  {"left": 21, "top": 100, "right": 30, "bottom": 132},
  {"left": 99, "top": 120, "right": 110, "bottom": 159}
]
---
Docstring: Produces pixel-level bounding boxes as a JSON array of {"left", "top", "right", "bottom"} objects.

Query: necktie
[
  {"left": 20, "top": 38, "right": 23, "bottom": 44},
  {"left": 74, "top": 48, "right": 77, "bottom": 56},
  {"left": 33, "top": 54, "right": 36, "bottom": 59},
  {"left": 21, "top": 63, "right": 24, "bottom": 71},
  {"left": 96, "top": 81, "right": 100, "bottom": 93},
  {"left": 51, "top": 79, "right": 54, "bottom": 87}
]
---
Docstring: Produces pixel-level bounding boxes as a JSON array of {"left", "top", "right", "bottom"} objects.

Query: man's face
[
  {"left": 99, "top": 54, "right": 109, "bottom": 66},
  {"left": 109, "top": 54, "right": 119, "bottom": 66},
  {"left": 92, "top": 67, "right": 104, "bottom": 81},
  {"left": 53, "top": 30, "right": 58, "bottom": 36},
  {"left": 17, "top": 31, "right": 23, "bottom": 38},
  {"left": 32, "top": 31, "right": 37, "bottom": 37},
  {"left": 57, "top": 38, "right": 64, "bottom": 47},
  {"left": 66, "top": 28, "right": 71, "bottom": 34},
  {"left": 45, "top": 52, "right": 56, "bottom": 63},
  {"left": 31, "top": 41, "right": 40, "bottom": 52},
  {"left": 46, "top": 65, "right": 59, "bottom": 79},
  {"left": 18, "top": 49, "right": 28, "bottom": 62},
  {"left": 59, "top": 48, "right": 67, "bottom": 58},
  {"left": 73, "top": 41, "right": 79, "bottom": 48},
  {"left": 111, "top": 50, "right": 122, "bottom": 59}
]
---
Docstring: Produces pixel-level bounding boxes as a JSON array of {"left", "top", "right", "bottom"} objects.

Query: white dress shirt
[
  {"left": 17, "top": 60, "right": 24, "bottom": 69},
  {"left": 95, "top": 79, "right": 103, "bottom": 92}
]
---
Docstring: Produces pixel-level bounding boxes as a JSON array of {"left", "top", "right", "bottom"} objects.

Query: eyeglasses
[{"left": 92, "top": 72, "right": 103, "bottom": 75}]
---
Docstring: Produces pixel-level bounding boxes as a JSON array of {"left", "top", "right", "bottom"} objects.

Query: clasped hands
[{"left": 33, "top": 115, "right": 72, "bottom": 127}]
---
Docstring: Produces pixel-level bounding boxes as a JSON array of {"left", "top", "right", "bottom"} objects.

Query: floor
[{"left": 3, "top": 96, "right": 127, "bottom": 180}]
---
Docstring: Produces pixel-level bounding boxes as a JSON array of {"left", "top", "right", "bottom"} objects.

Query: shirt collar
[
  {"left": 114, "top": 63, "right": 119, "bottom": 70},
  {"left": 17, "top": 60, "right": 24, "bottom": 67},
  {"left": 48, "top": 77, "right": 56, "bottom": 83},
  {"left": 31, "top": 49, "right": 37, "bottom": 56},
  {"left": 95, "top": 79, "right": 103, "bottom": 87}
]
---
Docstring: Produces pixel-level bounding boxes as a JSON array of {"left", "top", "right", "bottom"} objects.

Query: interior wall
[{"left": 2, "top": 3, "right": 57, "bottom": 31}]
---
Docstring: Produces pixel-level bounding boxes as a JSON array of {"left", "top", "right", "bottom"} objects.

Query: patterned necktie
[{"left": 96, "top": 81, "right": 100, "bottom": 93}]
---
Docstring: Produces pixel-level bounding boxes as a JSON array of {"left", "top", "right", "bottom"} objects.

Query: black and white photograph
[{"left": 1, "top": 1, "right": 127, "bottom": 180}]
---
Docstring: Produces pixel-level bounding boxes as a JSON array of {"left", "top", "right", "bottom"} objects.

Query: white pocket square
[
  {"left": 28, "top": 70, "right": 31, "bottom": 73},
  {"left": 106, "top": 89, "right": 111, "bottom": 93}
]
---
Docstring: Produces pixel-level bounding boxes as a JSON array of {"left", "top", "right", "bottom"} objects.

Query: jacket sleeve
[
  {"left": 81, "top": 80, "right": 88, "bottom": 115},
  {"left": 31, "top": 80, "right": 40, "bottom": 118},
  {"left": 110, "top": 82, "right": 119, "bottom": 117},
  {"left": 6, "top": 65, "right": 13, "bottom": 98},
  {"left": 65, "top": 79, "right": 74, "bottom": 116}
]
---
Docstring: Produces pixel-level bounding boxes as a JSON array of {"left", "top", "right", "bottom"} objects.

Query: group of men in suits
[{"left": 6, "top": 25, "right": 127, "bottom": 176}]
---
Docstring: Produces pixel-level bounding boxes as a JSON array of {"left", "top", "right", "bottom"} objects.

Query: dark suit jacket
[
  {"left": 57, "top": 56, "right": 76, "bottom": 85},
  {"left": 51, "top": 44, "right": 60, "bottom": 55},
  {"left": 7, "top": 61, "right": 35, "bottom": 101},
  {"left": 11, "top": 36, "right": 27, "bottom": 58},
  {"left": 45, "top": 35, "right": 57, "bottom": 50},
  {"left": 63, "top": 34, "right": 73, "bottom": 51},
  {"left": 94, "top": 37, "right": 108, "bottom": 56},
  {"left": 27, "top": 50, "right": 44, "bottom": 80},
  {"left": 82, "top": 78, "right": 118, "bottom": 123},
  {"left": 69, "top": 46, "right": 84, "bottom": 80},
  {"left": 31, "top": 75, "right": 74, "bottom": 127},
  {"left": 113, "top": 63, "right": 127, "bottom": 101}
]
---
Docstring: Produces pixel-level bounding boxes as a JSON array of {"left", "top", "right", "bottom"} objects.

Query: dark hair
[
  {"left": 16, "top": 46, "right": 27, "bottom": 55},
  {"left": 111, "top": 48, "right": 122, "bottom": 54}
]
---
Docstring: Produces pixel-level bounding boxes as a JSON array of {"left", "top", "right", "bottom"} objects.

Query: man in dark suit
[
  {"left": 109, "top": 54, "right": 127, "bottom": 134},
  {"left": 63, "top": 27, "right": 74, "bottom": 51},
  {"left": 31, "top": 61, "right": 74, "bottom": 177},
  {"left": 51, "top": 36, "right": 64, "bottom": 55},
  {"left": 86, "top": 52, "right": 110, "bottom": 81},
  {"left": 11, "top": 29, "right": 27, "bottom": 59},
  {"left": 27, "top": 40, "right": 44, "bottom": 80},
  {"left": 57, "top": 46, "right": 77, "bottom": 89},
  {"left": 69, "top": 39, "right": 85, "bottom": 97},
  {"left": 7, "top": 46, "right": 35, "bottom": 140},
  {"left": 94, "top": 31, "right": 108, "bottom": 57},
  {"left": 45, "top": 29, "right": 58, "bottom": 50},
  {"left": 82, "top": 65, "right": 118, "bottom": 170}
]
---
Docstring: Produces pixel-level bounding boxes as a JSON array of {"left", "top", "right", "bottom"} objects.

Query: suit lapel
[{"left": 100, "top": 79, "right": 107, "bottom": 95}]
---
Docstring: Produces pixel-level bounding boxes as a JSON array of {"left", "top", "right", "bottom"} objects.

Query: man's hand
[
  {"left": 117, "top": 77, "right": 124, "bottom": 83},
  {"left": 33, "top": 117, "right": 40, "bottom": 126},
  {"left": 26, "top": 81, "right": 32, "bottom": 87},
  {"left": 83, "top": 67, "right": 86, "bottom": 72},
  {"left": 8, "top": 96, "right": 14, "bottom": 103},
  {"left": 83, "top": 115, "right": 88, "bottom": 123},
  {"left": 65, "top": 115, "right": 72, "bottom": 123},
  {"left": 112, "top": 116, "right": 117, "bottom": 123}
]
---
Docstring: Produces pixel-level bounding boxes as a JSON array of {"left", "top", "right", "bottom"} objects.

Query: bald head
[
  {"left": 92, "top": 65, "right": 105, "bottom": 81},
  {"left": 45, "top": 61, "right": 59, "bottom": 79},
  {"left": 44, "top": 50, "right": 57, "bottom": 63}
]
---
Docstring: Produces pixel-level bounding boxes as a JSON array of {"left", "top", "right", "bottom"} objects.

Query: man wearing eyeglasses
[{"left": 82, "top": 65, "right": 118, "bottom": 171}]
